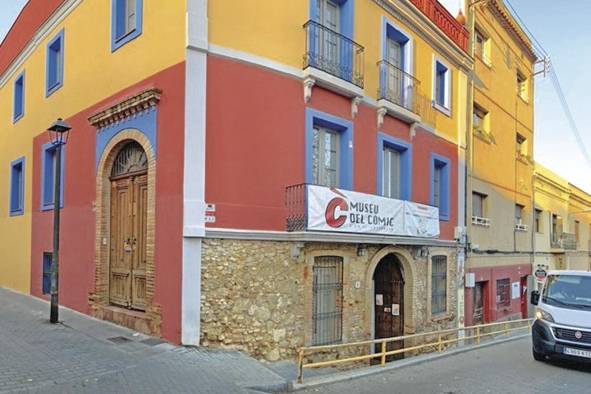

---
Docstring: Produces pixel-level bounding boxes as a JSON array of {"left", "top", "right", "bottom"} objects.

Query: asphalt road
[{"left": 300, "top": 337, "right": 591, "bottom": 394}]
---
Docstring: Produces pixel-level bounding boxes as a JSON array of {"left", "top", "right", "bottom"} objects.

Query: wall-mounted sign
[
  {"left": 306, "top": 186, "right": 440, "bottom": 238},
  {"left": 392, "top": 304, "right": 400, "bottom": 316},
  {"left": 535, "top": 268, "right": 547, "bottom": 281},
  {"left": 205, "top": 215, "right": 216, "bottom": 223},
  {"left": 511, "top": 282, "right": 520, "bottom": 299},
  {"left": 376, "top": 294, "right": 383, "bottom": 306},
  {"left": 465, "top": 273, "right": 476, "bottom": 288}
]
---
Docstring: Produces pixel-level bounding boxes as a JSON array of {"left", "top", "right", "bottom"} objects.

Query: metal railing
[
  {"left": 286, "top": 184, "right": 308, "bottom": 232},
  {"left": 561, "top": 233, "right": 577, "bottom": 250},
  {"left": 378, "top": 60, "right": 420, "bottom": 112},
  {"left": 296, "top": 318, "right": 533, "bottom": 383},
  {"left": 551, "top": 232, "right": 577, "bottom": 250},
  {"left": 303, "top": 20, "right": 365, "bottom": 88}
]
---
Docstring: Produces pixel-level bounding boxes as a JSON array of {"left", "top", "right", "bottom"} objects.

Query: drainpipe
[{"left": 456, "top": 0, "right": 475, "bottom": 335}]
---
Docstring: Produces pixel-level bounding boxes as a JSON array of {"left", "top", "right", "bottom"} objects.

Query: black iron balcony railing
[
  {"left": 286, "top": 183, "right": 308, "bottom": 232},
  {"left": 303, "top": 20, "right": 365, "bottom": 88},
  {"left": 377, "top": 60, "right": 436, "bottom": 128},
  {"left": 378, "top": 60, "right": 419, "bottom": 112}
]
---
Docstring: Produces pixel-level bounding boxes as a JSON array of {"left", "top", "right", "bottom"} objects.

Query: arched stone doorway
[{"left": 373, "top": 254, "right": 405, "bottom": 360}]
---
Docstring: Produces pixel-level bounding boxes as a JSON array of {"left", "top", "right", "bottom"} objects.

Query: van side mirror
[{"left": 531, "top": 290, "right": 540, "bottom": 306}]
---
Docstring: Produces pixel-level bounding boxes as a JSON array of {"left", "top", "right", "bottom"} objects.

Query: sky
[{"left": 0, "top": 0, "right": 590, "bottom": 192}]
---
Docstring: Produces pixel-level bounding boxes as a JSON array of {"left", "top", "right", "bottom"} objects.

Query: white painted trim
[
  {"left": 0, "top": 0, "right": 83, "bottom": 89},
  {"left": 205, "top": 227, "right": 458, "bottom": 247},
  {"left": 209, "top": 44, "right": 303, "bottom": 80},
  {"left": 181, "top": 0, "right": 208, "bottom": 346}
]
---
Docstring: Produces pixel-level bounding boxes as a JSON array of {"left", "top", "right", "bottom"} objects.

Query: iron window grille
[
  {"left": 496, "top": 278, "right": 511, "bottom": 308},
  {"left": 431, "top": 256, "right": 447, "bottom": 315},
  {"left": 312, "top": 256, "right": 344, "bottom": 346},
  {"left": 42, "top": 253, "right": 52, "bottom": 295}
]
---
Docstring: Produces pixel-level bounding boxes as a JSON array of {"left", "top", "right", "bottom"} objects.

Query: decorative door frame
[{"left": 88, "top": 89, "right": 161, "bottom": 335}]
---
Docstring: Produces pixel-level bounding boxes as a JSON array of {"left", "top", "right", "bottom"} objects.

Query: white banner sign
[{"left": 306, "top": 185, "right": 439, "bottom": 238}]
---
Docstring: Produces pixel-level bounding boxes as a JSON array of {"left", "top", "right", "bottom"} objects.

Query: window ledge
[
  {"left": 303, "top": 67, "right": 364, "bottom": 99},
  {"left": 432, "top": 102, "right": 451, "bottom": 117},
  {"left": 476, "top": 54, "right": 492, "bottom": 69},
  {"left": 9, "top": 209, "right": 24, "bottom": 217},
  {"left": 474, "top": 128, "right": 496, "bottom": 145},
  {"left": 430, "top": 312, "right": 453, "bottom": 323},
  {"left": 377, "top": 99, "right": 421, "bottom": 125},
  {"left": 518, "top": 95, "right": 530, "bottom": 105}
]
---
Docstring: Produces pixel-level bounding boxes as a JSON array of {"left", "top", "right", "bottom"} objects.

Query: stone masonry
[{"left": 201, "top": 238, "right": 458, "bottom": 361}]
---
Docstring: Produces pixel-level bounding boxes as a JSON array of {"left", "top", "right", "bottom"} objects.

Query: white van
[{"left": 531, "top": 271, "right": 591, "bottom": 362}]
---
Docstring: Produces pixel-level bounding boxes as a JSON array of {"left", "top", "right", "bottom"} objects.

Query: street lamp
[{"left": 47, "top": 118, "right": 72, "bottom": 324}]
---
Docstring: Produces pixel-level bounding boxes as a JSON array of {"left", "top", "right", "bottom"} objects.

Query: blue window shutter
[{"left": 116, "top": 0, "right": 127, "bottom": 39}]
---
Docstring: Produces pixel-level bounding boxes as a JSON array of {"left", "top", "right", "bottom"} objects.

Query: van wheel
[{"left": 533, "top": 349, "right": 545, "bottom": 362}]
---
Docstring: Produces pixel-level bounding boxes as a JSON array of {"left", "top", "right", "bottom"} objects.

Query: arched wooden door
[
  {"left": 374, "top": 254, "right": 404, "bottom": 361},
  {"left": 109, "top": 142, "right": 148, "bottom": 311}
]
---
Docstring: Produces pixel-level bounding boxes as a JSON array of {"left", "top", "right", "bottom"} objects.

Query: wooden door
[
  {"left": 109, "top": 142, "right": 148, "bottom": 311},
  {"left": 473, "top": 282, "right": 485, "bottom": 325},
  {"left": 520, "top": 276, "right": 528, "bottom": 319},
  {"left": 374, "top": 256, "right": 404, "bottom": 361},
  {"left": 131, "top": 174, "right": 148, "bottom": 310},
  {"left": 109, "top": 178, "right": 134, "bottom": 307}
]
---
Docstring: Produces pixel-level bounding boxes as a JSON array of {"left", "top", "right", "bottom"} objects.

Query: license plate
[{"left": 564, "top": 347, "right": 591, "bottom": 359}]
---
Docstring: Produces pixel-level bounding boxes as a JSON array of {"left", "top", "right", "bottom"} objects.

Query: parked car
[{"left": 531, "top": 271, "right": 591, "bottom": 362}]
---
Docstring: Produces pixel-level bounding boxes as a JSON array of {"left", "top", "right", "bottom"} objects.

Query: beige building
[{"left": 534, "top": 164, "right": 591, "bottom": 278}]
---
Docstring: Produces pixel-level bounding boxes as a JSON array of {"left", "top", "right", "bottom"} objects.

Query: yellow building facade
[
  {"left": 464, "top": 0, "right": 537, "bottom": 325},
  {"left": 0, "top": 0, "right": 186, "bottom": 294}
]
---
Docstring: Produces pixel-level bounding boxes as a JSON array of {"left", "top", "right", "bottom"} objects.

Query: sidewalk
[{"left": 0, "top": 287, "right": 287, "bottom": 394}]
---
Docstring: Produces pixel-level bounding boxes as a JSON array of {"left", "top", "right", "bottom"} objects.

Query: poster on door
[{"left": 306, "top": 185, "right": 440, "bottom": 237}]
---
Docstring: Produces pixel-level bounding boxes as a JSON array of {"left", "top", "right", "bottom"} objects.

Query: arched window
[{"left": 111, "top": 141, "right": 148, "bottom": 178}]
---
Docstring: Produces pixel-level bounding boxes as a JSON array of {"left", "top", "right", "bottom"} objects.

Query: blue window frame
[
  {"left": 42, "top": 253, "right": 52, "bottom": 295},
  {"left": 305, "top": 108, "right": 354, "bottom": 190},
  {"left": 111, "top": 0, "right": 143, "bottom": 52},
  {"left": 376, "top": 133, "right": 412, "bottom": 201},
  {"left": 46, "top": 30, "right": 65, "bottom": 97},
  {"left": 433, "top": 58, "right": 451, "bottom": 115},
  {"left": 13, "top": 72, "right": 25, "bottom": 122},
  {"left": 9, "top": 157, "right": 25, "bottom": 216},
  {"left": 41, "top": 143, "right": 65, "bottom": 211},
  {"left": 430, "top": 153, "right": 451, "bottom": 221},
  {"left": 380, "top": 18, "right": 413, "bottom": 105}
]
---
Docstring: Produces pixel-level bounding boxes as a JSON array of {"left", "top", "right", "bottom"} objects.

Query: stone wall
[{"left": 201, "top": 238, "right": 458, "bottom": 361}]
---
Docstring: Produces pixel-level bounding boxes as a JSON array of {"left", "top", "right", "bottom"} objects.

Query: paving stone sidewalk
[{"left": 0, "top": 288, "right": 287, "bottom": 394}]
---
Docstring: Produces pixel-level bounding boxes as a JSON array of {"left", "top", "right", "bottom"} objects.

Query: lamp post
[{"left": 47, "top": 118, "right": 72, "bottom": 324}]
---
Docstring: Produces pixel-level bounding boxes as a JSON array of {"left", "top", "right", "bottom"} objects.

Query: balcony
[
  {"left": 408, "top": 0, "right": 469, "bottom": 53},
  {"left": 377, "top": 60, "right": 436, "bottom": 127},
  {"left": 303, "top": 20, "right": 365, "bottom": 101},
  {"left": 286, "top": 184, "right": 440, "bottom": 238},
  {"left": 551, "top": 232, "right": 577, "bottom": 250}
]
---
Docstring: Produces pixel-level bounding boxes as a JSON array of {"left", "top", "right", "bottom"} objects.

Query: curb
[{"left": 289, "top": 332, "right": 530, "bottom": 392}]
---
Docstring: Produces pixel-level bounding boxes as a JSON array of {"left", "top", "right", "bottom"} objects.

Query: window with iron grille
[
  {"left": 312, "top": 256, "right": 343, "bottom": 345},
  {"left": 431, "top": 256, "right": 447, "bottom": 315},
  {"left": 496, "top": 279, "right": 511, "bottom": 308}
]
